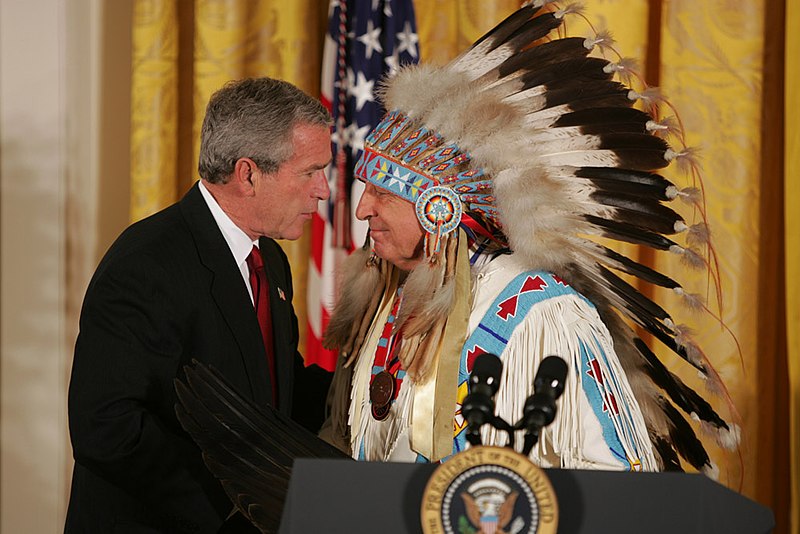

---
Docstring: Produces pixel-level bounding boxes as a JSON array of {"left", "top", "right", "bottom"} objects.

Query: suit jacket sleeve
[{"left": 68, "top": 251, "right": 225, "bottom": 533}]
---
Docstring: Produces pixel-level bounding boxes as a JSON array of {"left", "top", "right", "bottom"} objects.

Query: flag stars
[
  {"left": 396, "top": 20, "right": 419, "bottom": 58},
  {"left": 349, "top": 70, "right": 375, "bottom": 111},
  {"left": 346, "top": 122, "right": 371, "bottom": 155},
  {"left": 357, "top": 19, "right": 383, "bottom": 59},
  {"left": 370, "top": 0, "right": 393, "bottom": 17},
  {"left": 384, "top": 53, "right": 400, "bottom": 75}
]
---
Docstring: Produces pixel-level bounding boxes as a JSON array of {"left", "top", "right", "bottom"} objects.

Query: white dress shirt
[{"left": 198, "top": 180, "right": 259, "bottom": 304}]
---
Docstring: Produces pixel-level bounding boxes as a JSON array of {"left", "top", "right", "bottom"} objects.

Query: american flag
[{"left": 306, "top": 0, "right": 419, "bottom": 371}]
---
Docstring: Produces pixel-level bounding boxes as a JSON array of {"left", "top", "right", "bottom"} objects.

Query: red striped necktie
[{"left": 246, "top": 245, "right": 277, "bottom": 406}]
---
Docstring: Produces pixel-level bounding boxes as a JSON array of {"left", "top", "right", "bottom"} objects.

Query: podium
[{"left": 279, "top": 459, "right": 774, "bottom": 534}]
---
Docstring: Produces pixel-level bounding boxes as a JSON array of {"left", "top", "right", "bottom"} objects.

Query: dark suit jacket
[{"left": 65, "top": 183, "right": 325, "bottom": 533}]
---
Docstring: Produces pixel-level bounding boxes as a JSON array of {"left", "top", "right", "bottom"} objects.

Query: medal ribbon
[
  {"left": 368, "top": 289, "right": 406, "bottom": 420},
  {"left": 370, "top": 288, "right": 403, "bottom": 376}
]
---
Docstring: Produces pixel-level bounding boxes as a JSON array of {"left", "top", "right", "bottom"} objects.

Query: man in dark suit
[{"left": 65, "top": 77, "right": 332, "bottom": 533}]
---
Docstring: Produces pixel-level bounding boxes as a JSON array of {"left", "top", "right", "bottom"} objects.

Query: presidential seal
[{"left": 421, "top": 446, "right": 557, "bottom": 534}]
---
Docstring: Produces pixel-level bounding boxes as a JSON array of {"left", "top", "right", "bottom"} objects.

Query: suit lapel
[{"left": 179, "top": 184, "right": 274, "bottom": 407}]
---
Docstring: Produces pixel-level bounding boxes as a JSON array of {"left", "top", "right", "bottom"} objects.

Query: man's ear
[{"left": 232, "top": 157, "right": 258, "bottom": 196}]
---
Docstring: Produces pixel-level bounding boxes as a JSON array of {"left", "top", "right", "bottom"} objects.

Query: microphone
[
  {"left": 461, "top": 353, "right": 503, "bottom": 446},
  {"left": 518, "top": 356, "right": 568, "bottom": 456}
]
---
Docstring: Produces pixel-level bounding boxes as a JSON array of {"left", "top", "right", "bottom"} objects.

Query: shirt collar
[{"left": 198, "top": 180, "right": 258, "bottom": 267}]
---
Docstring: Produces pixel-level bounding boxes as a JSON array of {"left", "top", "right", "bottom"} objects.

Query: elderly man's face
[{"left": 355, "top": 181, "right": 425, "bottom": 271}]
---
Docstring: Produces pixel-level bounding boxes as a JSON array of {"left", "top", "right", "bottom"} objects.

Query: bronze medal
[
  {"left": 370, "top": 370, "right": 395, "bottom": 421},
  {"left": 371, "top": 401, "right": 392, "bottom": 421}
]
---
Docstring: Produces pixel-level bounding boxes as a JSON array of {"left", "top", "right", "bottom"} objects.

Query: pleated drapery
[
  {"left": 130, "top": 0, "right": 179, "bottom": 222},
  {"left": 785, "top": 0, "right": 799, "bottom": 530},
  {"left": 652, "top": 5, "right": 791, "bottom": 519},
  {"left": 127, "top": 2, "right": 797, "bottom": 531}
]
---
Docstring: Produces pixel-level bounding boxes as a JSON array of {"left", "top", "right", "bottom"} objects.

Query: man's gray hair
[{"left": 198, "top": 77, "right": 332, "bottom": 184}]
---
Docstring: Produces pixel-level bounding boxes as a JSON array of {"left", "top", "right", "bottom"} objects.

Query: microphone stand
[
  {"left": 515, "top": 391, "right": 558, "bottom": 456},
  {"left": 462, "top": 355, "right": 567, "bottom": 458}
]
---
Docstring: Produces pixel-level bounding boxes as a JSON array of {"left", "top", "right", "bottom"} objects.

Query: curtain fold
[
  {"left": 130, "top": 0, "right": 179, "bottom": 221},
  {"left": 785, "top": 1, "right": 799, "bottom": 532},
  {"left": 125, "top": 1, "right": 794, "bottom": 530},
  {"left": 757, "top": 3, "right": 790, "bottom": 531},
  {"left": 656, "top": 0, "right": 765, "bottom": 490}
]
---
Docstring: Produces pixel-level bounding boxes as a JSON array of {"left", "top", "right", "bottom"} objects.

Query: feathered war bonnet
[{"left": 324, "top": 0, "right": 740, "bottom": 473}]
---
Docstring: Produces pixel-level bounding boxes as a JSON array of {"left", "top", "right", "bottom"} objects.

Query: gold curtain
[
  {"left": 656, "top": 5, "right": 793, "bottom": 533},
  {"left": 129, "top": 1, "right": 795, "bottom": 531},
  {"left": 130, "top": 0, "right": 179, "bottom": 222},
  {"left": 785, "top": 1, "right": 799, "bottom": 532},
  {"left": 657, "top": 0, "right": 765, "bottom": 486}
]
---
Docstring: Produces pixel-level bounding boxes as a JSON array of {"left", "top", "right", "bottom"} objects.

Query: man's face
[
  {"left": 355, "top": 181, "right": 425, "bottom": 271},
  {"left": 250, "top": 123, "right": 331, "bottom": 240}
]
